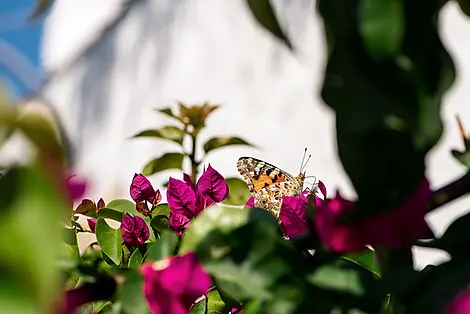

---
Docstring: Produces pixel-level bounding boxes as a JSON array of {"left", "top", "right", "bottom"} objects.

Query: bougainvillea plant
[{"left": 2, "top": 1, "right": 470, "bottom": 314}]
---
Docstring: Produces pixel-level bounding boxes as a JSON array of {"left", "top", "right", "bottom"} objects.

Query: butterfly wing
[{"left": 237, "top": 157, "right": 301, "bottom": 216}]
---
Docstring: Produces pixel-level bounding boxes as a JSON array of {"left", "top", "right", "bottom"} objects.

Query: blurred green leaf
[
  {"left": 190, "top": 298, "right": 207, "bottom": 314},
  {"left": 128, "top": 249, "right": 143, "bottom": 269},
  {"left": 451, "top": 149, "right": 470, "bottom": 168},
  {"left": 117, "top": 270, "right": 149, "bottom": 314},
  {"left": 142, "top": 152, "right": 185, "bottom": 176},
  {"left": 417, "top": 211, "right": 470, "bottom": 258},
  {"left": 63, "top": 227, "right": 80, "bottom": 260},
  {"left": 180, "top": 206, "right": 290, "bottom": 300},
  {"left": 408, "top": 260, "right": 470, "bottom": 314},
  {"left": 308, "top": 265, "right": 366, "bottom": 296},
  {"left": 98, "top": 208, "right": 124, "bottom": 222},
  {"left": 0, "top": 271, "right": 36, "bottom": 314},
  {"left": 14, "top": 104, "right": 64, "bottom": 159},
  {"left": 359, "top": 0, "right": 404, "bottom": 57},
  {"left": 157, "top": 107, "right": 183, "bottom": 123},
  {"left": 317, "top": 0, "right": 455, "bottom": 218},
  {"left": 203, "top": 137, "right": 254, "bottom": 154},
  {"left": 96, "top": 218, "right": 123, "bottom": 265},
  {"left": 132, "top": 125, "right": 185, "bottom": 145},
  {"left": 246, "top": 0, "right": 292, "bottom": 49},
  {"left": 144, "top": 231, "right": 178, "bottom": 262},
  {"left": 222, "top": 178, "right": 251, "bottom": 206},
  {"left": 150, "top": 215, "right": 170, "bottom": 234},
  {"left": 0, "top": 167, "right": 63, "bottom": 312}
]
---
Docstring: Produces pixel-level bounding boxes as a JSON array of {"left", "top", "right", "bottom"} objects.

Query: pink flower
[
  {"left": 65, "top": 174, "right": 87, "bottom": 202},
  {"left": 140, "top": 252, "right": 211, "bottom": 314},
  {"left": 167, "top": 165, "right": 228, "bottom": 234},
  {"left": 130, "top": 173, "right": 162, "bottom": 206},
  {"left": 120, "top": 214, "right": 150, "bottom": 247},
  {"left": 446, "top": 289, "right": 470, "bottom": 314},
  {"left": 315, "top": 179, "right": 431, "bottom": 253}
]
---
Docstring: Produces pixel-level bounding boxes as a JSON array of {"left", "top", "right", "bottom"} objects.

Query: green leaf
[
  {"left": 359, "top": 0, "right": 404, "bottom": 57},
  {"left": 106, "top": 199, "right": 137, "bottom": 214},
  {"left": 98, "top": 208, "right": 124, "bottom": 222},
  {"left": 190, "top": 298, "right": 207, "bottom": 314},
  {"left": 157, "top": 107, "right": 183, "bottom": 123},
  {"left": 317, "top": 0, "right": 455, "bottom": 218},
  {"left": 117, "top": 270, "right": 149, "bottom": 314},
  {"left": 408, "top": 260, "right": 470, "bottom": 314},
  {"left": 142, "top": 152, "right": 185, "bottom": 176},
  {"left": 132, "top": 125, "right": 185, "bottom": 145},
  {"left": 417, "top": 212, "right": 470, "bottom": 258},
  {"left": 207, "top": 289, "right": 231, "bottom": 314},
  {"left": 451, "top": 149, "right": 470, "bottom": 169},
  {"left": 144, "top": 231, "right": 178, "bottom": 262},
  {"left": 153, "top": 203, "right": 170, "bottom": 217},
  {"left": 308, "top": 265, "right": 365, "bottom": 296},
  {"left": 63, "top": 228, "right": 80, "bottom": 260},
  {"left": 222, "top": 178, "right": 251, "bottom": 206},
  {"left": 203, "top": 137, "right": 254, "bottom": 154},
  {"left": 96, "top": 218, "right": 123, "bottom": 265},
  {"left": 128, "top": 249, "right": 143, "bottom": 269},
  {"left": 150, "top": 215, "right": 170, "bottom": 234},
  {"left": 341, "top": 248, "right": 380, "bottom": 277},
  {"left": 0, "top": 167, "right": 64, "bottom": 312},
  {"left": 180, "top": 206, "right": 289, "bottom": 300},
  {"left": 246, "top": 0, "right": 292, "bottom": 49},
  {"left": 0, "top": 272, "right": 36, "bottom": 314}
]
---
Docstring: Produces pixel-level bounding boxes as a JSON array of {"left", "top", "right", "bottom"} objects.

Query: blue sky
[{"left": 0, "top": 0, "right": 46, "bottom": 99}]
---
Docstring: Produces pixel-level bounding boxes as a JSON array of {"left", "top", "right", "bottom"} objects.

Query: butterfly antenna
[
  {"left": 300, "top": 148, "right": 307, "bottom": 173},
  {"left": 301, "top": 154, "right": 311, "bottom": 172}
]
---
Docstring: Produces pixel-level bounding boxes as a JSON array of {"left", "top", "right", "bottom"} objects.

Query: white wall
[{"left": 41, "top": 0, "right": 470, "bottom": 267}]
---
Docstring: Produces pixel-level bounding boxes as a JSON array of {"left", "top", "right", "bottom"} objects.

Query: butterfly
[{"left": 237, "top": 150, "right": 315, "bottom": 217}]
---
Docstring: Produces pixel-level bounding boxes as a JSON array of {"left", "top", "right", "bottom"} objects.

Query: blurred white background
[{"left": 38, "top": 0, "right": 470, "bottom": 267}]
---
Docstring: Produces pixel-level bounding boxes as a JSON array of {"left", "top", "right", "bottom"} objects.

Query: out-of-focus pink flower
[
  {"left": 87, "top": 218, "right": 97, "bottom": 233},
  {"left": 120, "top": 214, "right": 150, "bottom": 247},
  {"left": 140, "top": 252, "right": 211, "bottom": 314},
  {"left": 315, "top": 179, "right": 431, "bottom": 253},
  {"left": 362, "top": 179, "right": 430, "bottom": 248},
  {"left": 65, "top": 174, "right": 87, "bottom": 202},
  {"left": 446, "top": 289, "right": 470, "bottom": 314},
  {"left": 315, "top": 191, "right": 366, "bottom": 253},
  {"left": 167, "top": 166, "right": 228, "bottom": 235}
]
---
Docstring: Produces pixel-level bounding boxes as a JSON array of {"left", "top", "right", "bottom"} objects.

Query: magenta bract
[
  {"left": 167, "top": 166, "right": 228, "bottom": 235},
  {"left": 140, "top": 252, "right": 211, "bottom": 314},
  {"left": 65, "top": 174, "right": 87, "bottom": 202},
  {"left": 130, "top": 173, "right": 156, "bottom": 203},
  {"left": 315, "top": 179, "right": 431, "bottom": 253},
  {"left": 87, "top": 218, "right": 97, "bottom": 233},
  {"left": 120, "top": 214, "right": 150, "bottom": 247},
  {"left": 197, "top": 164, "right": 229, "bottom": 203},
  {"left": 446, "top": 289, "right": 470, "bottom": 314}
]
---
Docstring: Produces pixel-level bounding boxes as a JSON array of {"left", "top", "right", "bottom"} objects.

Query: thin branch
[{"left": 428, "top": 171, "right": 470, "bottom": 212}]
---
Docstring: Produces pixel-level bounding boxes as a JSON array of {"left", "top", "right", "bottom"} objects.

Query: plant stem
[
  {"left": 189, "top": 134, "right": 199, "bottom": 182},
  {"left": 429, "top": 171, "right": 470, "bottom": 212}
]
